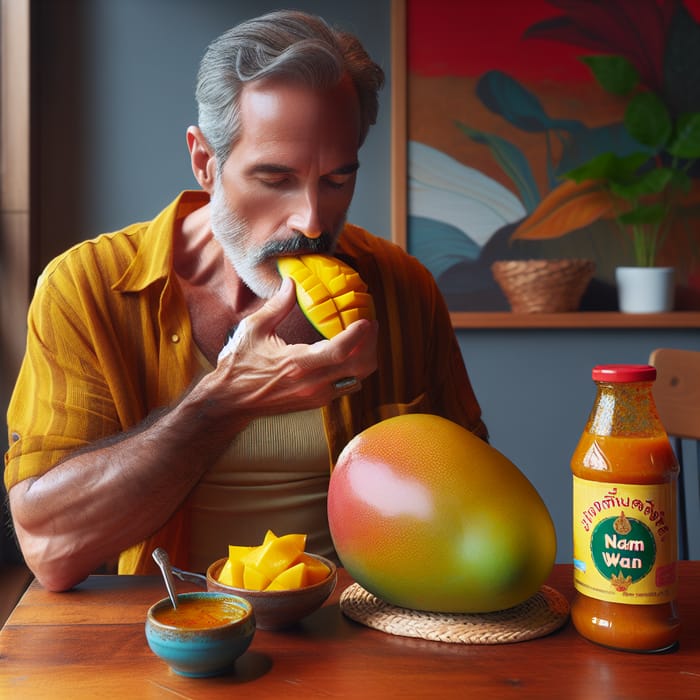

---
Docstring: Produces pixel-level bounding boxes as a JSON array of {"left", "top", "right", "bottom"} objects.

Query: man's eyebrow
[
  {"left": 246, "top": 163, "right": 293, "bottom": 176},
  {"left": 331, "top": 161, "right": 360, "bottom": 175},
  {"left": 246, "top": 161, "right": 360, "bottom": 176}
]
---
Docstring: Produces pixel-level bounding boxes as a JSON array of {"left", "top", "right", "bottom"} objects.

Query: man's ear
[{"left": 186, "top": 126, "right": 217, "bottom": 192}]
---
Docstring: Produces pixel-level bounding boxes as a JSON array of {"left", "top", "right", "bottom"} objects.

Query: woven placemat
[{"left": 340, "top": 583, "right": 569, "bottom": 645}]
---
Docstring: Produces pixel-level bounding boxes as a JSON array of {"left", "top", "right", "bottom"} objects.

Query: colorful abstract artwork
[{"left": 400, "top": 0, "right": 700, "bottom": 311}]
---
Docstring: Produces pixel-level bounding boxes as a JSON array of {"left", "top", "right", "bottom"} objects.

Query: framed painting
[{"left": 391, "top": 0, "right": 700, "bottom": 321}]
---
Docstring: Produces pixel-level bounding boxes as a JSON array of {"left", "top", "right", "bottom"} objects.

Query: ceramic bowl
[
  {"left": 206, "top": 553, "right": 337, "bottom": 630},
  {"left": 145, "top": 591, "right": 255, "bottom": 678}
]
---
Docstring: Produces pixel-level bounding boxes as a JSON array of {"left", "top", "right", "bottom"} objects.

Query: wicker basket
[{"left": 492, "top": 259, "right": 595, "bottom": 313}]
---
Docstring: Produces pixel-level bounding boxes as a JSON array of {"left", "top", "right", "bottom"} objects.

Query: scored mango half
[
  {"left": 217, "top": 530, "right": 331, "bottom": 592},
  {"left": 277, "top": 255, "right": 375, "bottom": 339}
]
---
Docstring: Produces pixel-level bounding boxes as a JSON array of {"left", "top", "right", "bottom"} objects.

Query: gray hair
[{"left": 195, "top": 10, "right": 385, "bottom": 166}]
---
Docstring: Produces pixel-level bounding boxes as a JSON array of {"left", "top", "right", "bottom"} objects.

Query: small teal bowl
[{"left": 145, "top": 591, "right": 255, "bottom": 678}]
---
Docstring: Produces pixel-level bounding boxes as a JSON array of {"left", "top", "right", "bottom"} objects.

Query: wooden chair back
[{"left": 649, "top": 348, "right": 700, "bottom": 560}]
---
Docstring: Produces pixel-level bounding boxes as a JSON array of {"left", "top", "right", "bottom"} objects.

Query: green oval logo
[{"left": 590, "top": 512, "right": 655, "bottom": 588}]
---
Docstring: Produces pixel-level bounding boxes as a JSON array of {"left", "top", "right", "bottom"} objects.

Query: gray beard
[
  {"left": 208, "top": 183, "right": 278, "bottom": 299},
  {"left": 209, "top": 181, "right": 342, "bottom": 299}
]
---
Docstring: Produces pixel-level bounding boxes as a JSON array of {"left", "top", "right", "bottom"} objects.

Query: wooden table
[{"left": 1, "top": 563, "right": 699, "bottom": 699}]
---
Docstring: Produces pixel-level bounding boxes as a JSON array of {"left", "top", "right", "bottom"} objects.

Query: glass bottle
[{"left": 570, "top": 364, "right": 680, "bottom": 652}]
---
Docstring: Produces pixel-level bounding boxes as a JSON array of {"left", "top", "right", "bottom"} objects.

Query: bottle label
[{"left": 572, "top": 476, "right": 677, "bottom": 604}]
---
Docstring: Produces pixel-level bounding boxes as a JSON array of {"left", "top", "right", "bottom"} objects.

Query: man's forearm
[{"left": 9, "top": 384, "right": 249, "bottom": 592}]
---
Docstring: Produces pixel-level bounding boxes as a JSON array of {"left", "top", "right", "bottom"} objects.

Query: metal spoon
[
  {"left": 170, "top": 565, "right": 207, "bottom": 589},
  {"left": 152, "top": 548, "right": 179, "bottom": 609}
]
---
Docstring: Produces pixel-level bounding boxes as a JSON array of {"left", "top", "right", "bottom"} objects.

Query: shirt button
[{"left": 171, "top": 333, "right": 180, "bottom": 343}]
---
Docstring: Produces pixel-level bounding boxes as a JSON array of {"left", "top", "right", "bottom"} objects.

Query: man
[{"left": 4, "top": 11, "right": 486, "bottom": 591}]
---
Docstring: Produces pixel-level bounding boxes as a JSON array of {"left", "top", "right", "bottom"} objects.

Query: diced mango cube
[
  {"left": 327, "top": 270, "right": 363, "bottom": 295},
  {"left": 304, "top": 298, "right": 338, "bottom": 324},
  {"left": 340, "top": 309, "right": 362, "bottom": 327},
  {"left": 334, "top": 290, "right": 360, "bottom": 310},
  {"left": 319, "top": 317, "right": 344, "bottom": 338},
  {"left": 299, "top": 281, "right": 330, "bottom": 306}
]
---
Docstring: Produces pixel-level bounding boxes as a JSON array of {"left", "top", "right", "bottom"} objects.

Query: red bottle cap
[{"left": 592, "top": 364, "right": 657, "bottom": 382}]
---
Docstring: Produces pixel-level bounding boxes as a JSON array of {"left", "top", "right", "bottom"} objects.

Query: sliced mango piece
[
  {"left": 299, "top": 553, "right": 331, "bottom": 585},
  {"left": 229, "top": 544, "right": 254, "bottom": 560},
  {"left": 243, "top": 532, "right": 307, "bottom": 581},
  {"left": 243, "top": 565, "right": 271, "bottom": 591},
  {"left": 277, "top": 255, "right": 375, "bottom": 339},
  {"left": 220, "top": 544, "right": 254, "bottom": 587},
  {"left": 224, "top": 558, "right": 245, "bottom": 588},
  {"left": 217, "top": 558, "right": 236, "bottom": 587},
  {"left": 262, "top": 529, "right": 278, "bottom": 545},
  {"left": 267, "top": 562, "right": 306, "bottom": 590}
]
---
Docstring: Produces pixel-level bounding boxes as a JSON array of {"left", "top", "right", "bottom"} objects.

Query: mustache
[{"left": 257, "top": 231, "right": 334, "bottom": 261}]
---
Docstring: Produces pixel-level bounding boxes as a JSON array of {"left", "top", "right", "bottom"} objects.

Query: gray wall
[
  {"left": 460, "top": 329, "right": 700, "bottom": 563},
  {"left": 28, "top": 0, "right": 700, "bottom": 565},
  {"left": 35, "top": 0, "right": 392, "bottom": 265}
]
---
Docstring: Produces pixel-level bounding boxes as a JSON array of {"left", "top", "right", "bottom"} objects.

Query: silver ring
[{"left": 332, "top": 376, "right": 358, "bottom": 392}]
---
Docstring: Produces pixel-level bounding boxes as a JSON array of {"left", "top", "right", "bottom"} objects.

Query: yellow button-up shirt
[{"left": 5, "top": 191, "right": 486, "bottom": 574}]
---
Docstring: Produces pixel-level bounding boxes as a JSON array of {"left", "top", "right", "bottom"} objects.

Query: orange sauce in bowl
[{"left": 153, "top": 597, "right": 246, "bottom": 629}]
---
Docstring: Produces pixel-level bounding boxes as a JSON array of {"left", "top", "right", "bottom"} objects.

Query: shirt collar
[{"left": 113, "top": 190, "right": 210, "bottom": 292}]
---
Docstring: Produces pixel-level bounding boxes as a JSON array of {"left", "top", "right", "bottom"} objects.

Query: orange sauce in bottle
[{"left": 570, "top": 365, "right": 680, "bottom": 652}]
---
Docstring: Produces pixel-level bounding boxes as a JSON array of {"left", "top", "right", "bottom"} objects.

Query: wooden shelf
[{"left": 450, "top": 311, "right": 700, "bottom": 329}]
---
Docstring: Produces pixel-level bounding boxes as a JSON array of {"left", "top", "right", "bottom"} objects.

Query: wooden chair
[{"left": 649, "top": 348, "right": 700, "bottom": 560}]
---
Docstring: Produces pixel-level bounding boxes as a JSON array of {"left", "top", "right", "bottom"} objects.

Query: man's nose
[{"left": 288, "top": 189, "right": 323, "bottom": 239}]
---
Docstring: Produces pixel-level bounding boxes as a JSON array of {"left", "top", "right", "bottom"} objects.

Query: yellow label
[{"left": 572, "top": 477, "right": 677, "bottom": 604}]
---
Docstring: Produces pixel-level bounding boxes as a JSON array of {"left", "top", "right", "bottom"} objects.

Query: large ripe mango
[
  {"left": 277, "top": 255, "right": 375, "bottom": 339},
  {"left": 327, "top": 414, "right": 557, "bottom": 613}
]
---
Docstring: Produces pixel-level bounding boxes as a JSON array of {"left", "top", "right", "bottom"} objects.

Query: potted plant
[{"left": 510, "top": 3, "right": 700, "bottom": 312}]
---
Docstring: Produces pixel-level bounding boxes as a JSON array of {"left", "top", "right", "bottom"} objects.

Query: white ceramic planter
[{"left": 615, "top": 266, "right": 675, "bottom": 313}]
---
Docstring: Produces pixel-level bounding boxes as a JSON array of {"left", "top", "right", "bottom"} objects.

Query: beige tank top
[{"left": 188, "top": 348, "right": 334, "bottom": 573}]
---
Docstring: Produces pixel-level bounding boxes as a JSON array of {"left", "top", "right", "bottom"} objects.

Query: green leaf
[
  {"left": 668, "top": 169, "right": 693, "bottom": 192},
  {"left": 610, "top": 167, "right": 674, "bottom": 199},
  {"left": 565, "top": 152, "right": 648, "bottom": 184},
  {"left": 668, "top": 112, "right": 700, "bottom": 159},
  {"left": 580, "top": 55, "right": 638, "bottom": 95},
  {"left": 625, "top": 92, "right": 672, "bottom": 149},
  {"left": 618, "top": 203, "right": 666, "bottom": 225},
  {"left": 565, "top": 152, "right": 617, "bottom": 182}
]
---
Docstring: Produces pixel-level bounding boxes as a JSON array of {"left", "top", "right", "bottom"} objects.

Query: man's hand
[{"left": 212, "top": 276, "right": 378, "bottom": 418}]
